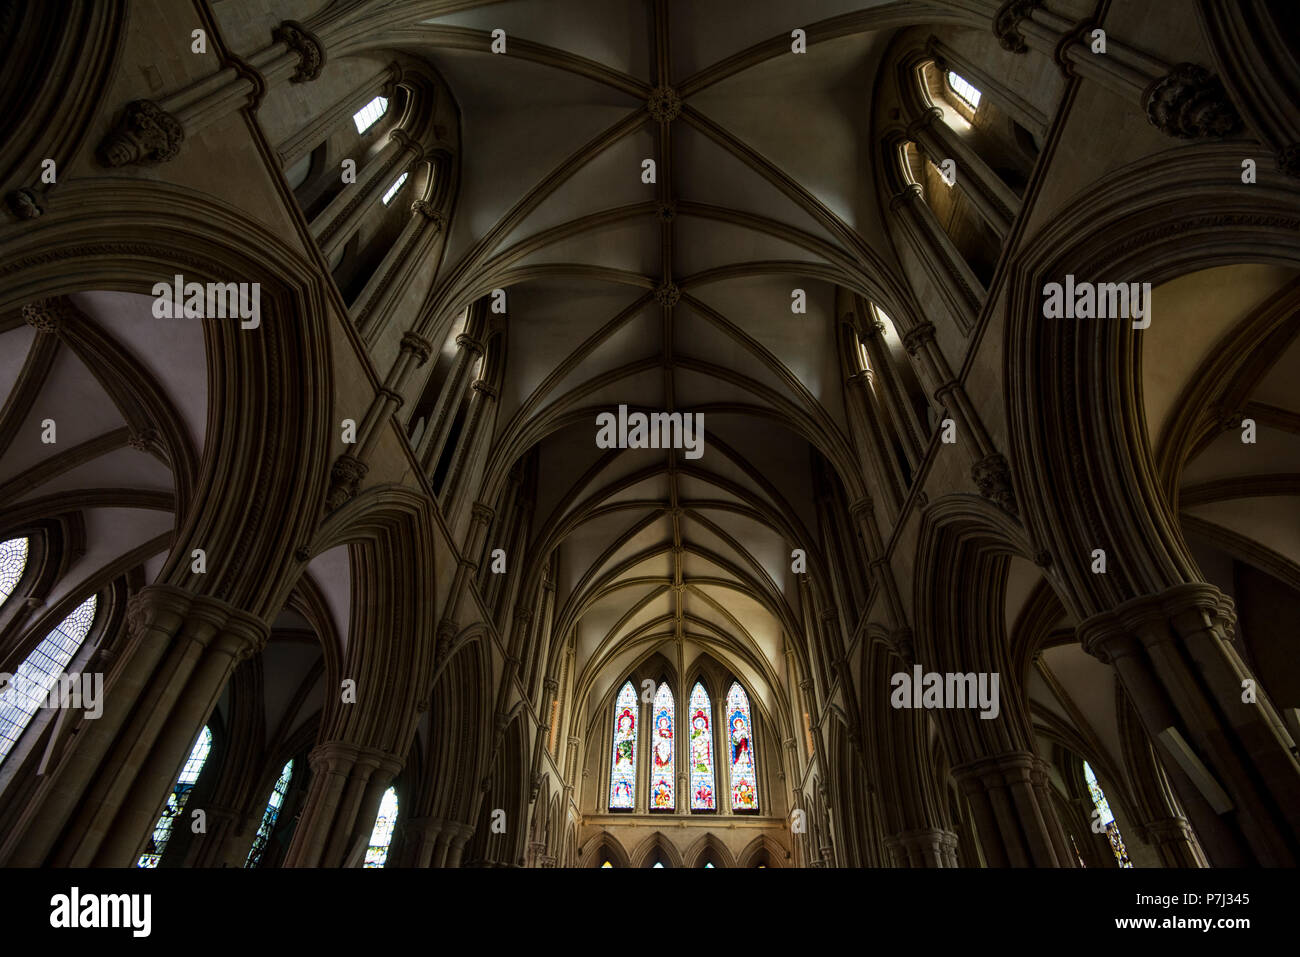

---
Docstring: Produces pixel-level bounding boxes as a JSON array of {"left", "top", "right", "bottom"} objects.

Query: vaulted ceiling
[{"left": 410, "top": 1, "right": 913, "bottom": 723}]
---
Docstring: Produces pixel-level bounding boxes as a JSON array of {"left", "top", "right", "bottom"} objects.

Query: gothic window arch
[
  {"left": 0, "top": 593, "right": 97, "bottom": 767},
  {"left": 607, "top": 674, "right": 763, "bottom": 815},
  {"left": 245, "top": 758, "right": 295, "bottom": 868},
  {"left": 1083, "top": 761, "right": 1132, "bottom": 868},
  {"left": 688, "top": 681, "right": 716, "bottom": 811},
  {"left": 725, "top": 680, "right": 760, "bottom": 812},
  {"left": 353, "top": 95, "right": 389, "bottom": 134},
  {"left": 0, "top": 536, "right": 28, "bottom": 607},
  {"left": 946, "top": 70, "right": 981, "bottom": 112},
  {"left": 608, "top": 680, "right": 638, "bottom": 810},
  {"left": 364, "top": 786, "right": 399, "bottom": 867},
  {"left": 137, "top": 725, "right": 212, "bottom": 868},
  {"left": 649, "top": 681, "right": 675, "bottom": 811}
]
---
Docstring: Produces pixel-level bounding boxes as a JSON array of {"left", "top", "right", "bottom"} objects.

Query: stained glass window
[
  {"left": 688, "top": 682, "right": 715, "bottom": 811},
  {"left": 947, "top": 71, "right": 981, "bottom": 109},
  {"left": 0, "top": 594, "right": 97, "bottom": 767},
  {"left": 649, "top": 682, "right": 675, "bottom": 811},
  {"left": 726, "top": 681, "right": 759, "bottom": 812},
  {"left": 137, "top": 725, "right": 212, "bottom": 867},
  {"left": 608, "top": 681, "right": 637, "bottom": 810},
  {"left": 245, "top": 758, "right": 294, "bottom": 868},
  {"left": 364, "top": 786, "right": 399, "bottom": 867},
  {"left": 1083, "top": 761, "right": 1132, "bottom": 867},
  {"left": 0, "top": 537, "right": 28, "bottom": 606},
  {"left": 352, "top": 95, "right": 388, "bottom": 134}
]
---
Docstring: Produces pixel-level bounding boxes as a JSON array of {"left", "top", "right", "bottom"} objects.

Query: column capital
[
  {"left": 1077, "top": 582, "right": 1234, "bottom": 662},
  {"left": 271, "top": 19, "right": 326, "bottom": 83},
  {"left": 901, "top": 322, "right": 936, "bottom": 357},
  {"left": 455, "top": 333, "right": 484, "bottom": 356},
  {"left": 399, "top": 331, "right": 434, "bottom": 366},
  {"left": 307, "top": 740, "right": 402, "bottom": 778},
  {"left": 470, "top": 502, "right": 495, "bottom": 525},
  {"left": 410, "top": 200, "right": 446, "bottom": 232},
  {"left": 992, "top": 0, "right": 1043, "bottom": 55}
]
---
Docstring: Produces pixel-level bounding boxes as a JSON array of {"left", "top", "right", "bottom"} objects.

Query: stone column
[
  {"left": 355, "top": 197, "right": 447, "bottom": 339},
  {"left": 1144, "top": 816, "right": 1210, "bottom": 867},
  {"left": 993, "top": 3, "right": 1241, "bottom": 140},
  {"left": 910, "top": 108, "right": 1017, "bottom": 238},
  {"left": 1080, "top": 583, "right": 1300, "bottom": 866},
  {"left": 403, "top": 816, "right": 444, "bottom": 868},
  {"left": 443, "top": 821, "right": 475, "bottom": 868},
  {"left": 846, "top": 370, "right": 907, "bottom": 508},
  {"left": 417, "top": 332, "right": 484, "bottom": 473},
  {"left": 314, "top": 130, "right": 423, "bottom": 262},
  {"left": 324, "top": 330, "right": 432, "bottom": 510},
  {"left": 857, "top": 311, "right": 925, "bottom": 468},
  {"left": 282, "top": 741, "right": 401, "bottom": 867},
  {"left": 97, "top": 18, "right": 332, "bottom": 168},
  {"left": 952, "top": 750, "right": 1068, "bottom": 867},
  {"left": 442, "top": 379, "right": 500, "bottom": 520},
  {"left": 889, "top": 186, "right": 985, "bottom": 331},
  {"left": 0, "top": 585, "right": 267, "bottom": 867},
  {"left": 889, "top": 827, "right": 960, "bottom": 867}
]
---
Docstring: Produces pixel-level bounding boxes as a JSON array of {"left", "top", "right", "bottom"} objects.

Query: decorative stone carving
[
  {"left": 6, "top": 188, "right": 42, "bottom": 219},
  {"left": 126, "top": 428, "right": 159, "bottom": 451},
  {"left": 325, "top": 455, "right": 368, "bottom": 511},
  {"left": 647, "top": 86, "right": 681, "bottom": 122},
  {"left": 902, "top": 322, "right": 936, "bottom": 357},
  {"left": 1143, "top": 64, "right": 1241, "bottom": 140},
  {"left": 272, "top": 20, "right": 325, "bottom": 83},
  {"left": 435, "top": 619, "right": 458, "bottom": 669},
  {"left": 400, "top": 331, "right": 434, "bottom": 366},
  {"left": 410, "top": 200, "right": 446, "bottom": 232},
  {"left": 22, "top": 297, "right": 73, "bottom": 333},
  {"left": 654, "top": 281, "right": 680, "bottom": 307},
  {"left": 98, "top": 100, "right": 184, "bottom": 167},
  {"left": 971, "top": 452, "right": 1018, "bottom": 516},
  {"left": 655, "top": 200, "right": 676, "bottom": 222},
  {"left": 992, "top": 0, "right": 1041, "bottom": 55}
]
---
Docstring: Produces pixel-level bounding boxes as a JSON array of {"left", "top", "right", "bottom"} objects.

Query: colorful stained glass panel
[
  {"left": 688, "top": 682, "right": 715, "bottom": 811},
  {"left": 726, "top": 681, "right": 759, "bottom": 811},
  {"left": 649, "top": 682, "right": 674, "bottom": 810},
  {"left": 608, "top": 681, "right": 637, "bottom": 809}
]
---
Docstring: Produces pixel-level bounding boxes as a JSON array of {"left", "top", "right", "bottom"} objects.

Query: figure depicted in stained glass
[
  {"left": 726, "top": 681, "right": 759, "bottom": 811},
  {"left": 608, "top": 681, "right": 638, "bottom": 809},
  {"left": 688, "top": 681, "right": 715, "bottom": 810},
  {"left": 650, "top": 682, "right": 674, "bottom": 810}
]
